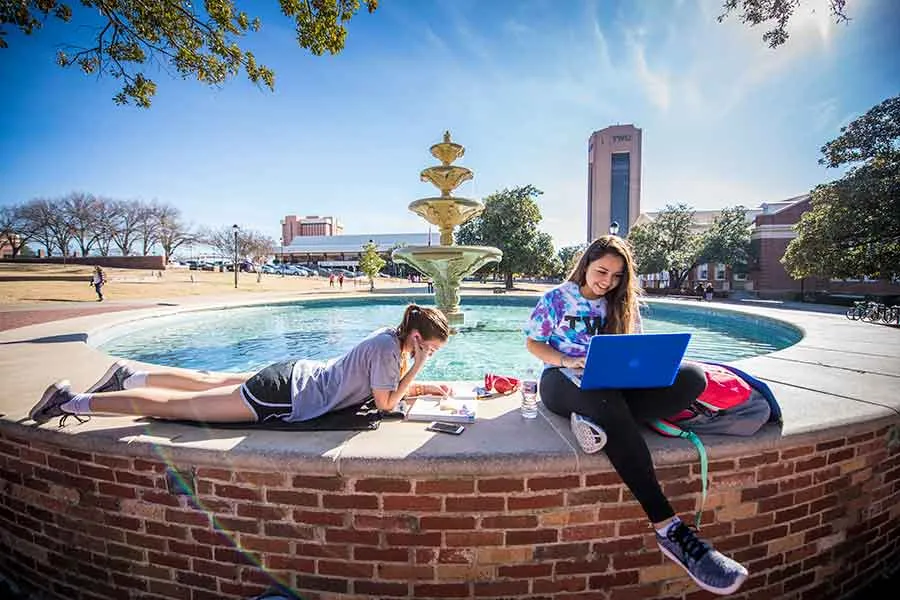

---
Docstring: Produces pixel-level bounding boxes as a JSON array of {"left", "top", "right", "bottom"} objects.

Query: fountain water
[{"left": 392, "top": 132, "right": 503, "bottom": 324}]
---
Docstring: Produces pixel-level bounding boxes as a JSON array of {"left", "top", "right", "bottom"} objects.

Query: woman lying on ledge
[{"left": 30, "top": 304, "right": 451, "bottom": 426}]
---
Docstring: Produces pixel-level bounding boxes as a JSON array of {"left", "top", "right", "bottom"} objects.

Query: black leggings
[{"left": 540, "top": 363, "right": 706, "bottom": 524}]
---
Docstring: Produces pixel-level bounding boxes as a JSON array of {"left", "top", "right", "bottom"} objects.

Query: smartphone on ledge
[{"left": 426, "top": 422, "right": 465, "bottom": 435}]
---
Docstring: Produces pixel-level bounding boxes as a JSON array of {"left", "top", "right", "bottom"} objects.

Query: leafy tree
[
  {"left": 627, "top": 204, "right": 700, "bottom": 290},
  {"left": 819, "top": 96, "right": 900, "bottom": 167},
  {"left": 783, "top": 96, "right": 900, "bottom": 280},
  {"left": 628, "top": 204, "right": 751, "bottom": 289},
  {"left": 557, "top": 244, "right": 587, "bottom": 277},
  {"left": 627, "top": 224, "right": 669, "bottom": 277},
  {"left": 2, "top": 0, "right": 378, "bottom": 108},
  {"left": 529, "top": 231, "right": 560, "bottom": 278},
  {"left": 358, "top": 241, "right": 385, "bottom": 291},
  {"left": 718, "top": 0, "right": 849, "bottom": 48},
  {"left": 698, "top": 206, "right": 752, "bottom": 274},
  {"left": 456, "top": 185, "right": 546, "bottom": 289}
]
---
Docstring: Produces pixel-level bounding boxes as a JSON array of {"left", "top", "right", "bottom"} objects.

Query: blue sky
[{"left": 1, "top": 0, "right": 898, "bottom": 248}]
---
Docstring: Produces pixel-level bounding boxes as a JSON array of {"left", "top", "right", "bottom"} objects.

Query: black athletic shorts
[{"left": 239, "top": 361, "right": 296, "bottom": 422}]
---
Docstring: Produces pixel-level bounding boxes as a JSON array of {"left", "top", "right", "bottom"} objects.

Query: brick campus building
[{"left": 750, "top": 195, "right": 900, "bottom": 300}]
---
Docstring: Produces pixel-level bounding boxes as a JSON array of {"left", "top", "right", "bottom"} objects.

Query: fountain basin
[{"left": 0, "top": 297, "right": 897, "bottom": 600}]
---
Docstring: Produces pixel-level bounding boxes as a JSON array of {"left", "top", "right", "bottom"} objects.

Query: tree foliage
[
  {"left": 1, "top": 0, "right": 378, "bottom": 108},
  {"left": 718, "top": 0, "right": 849, "bottom": 48},
  {"left": 556, "top": 244, "right": 586, "bottom": 278},
  {"left": 358, "top": 241, "right": 385, "bottom": 291},
  {"left": 628, "top": 204, "right": 700, "bottom": 289},
  {"left": 455, "top": 185, "right": 550, "bottom": 289},
  {"left": 628, "top": 204, "right": 751, "bottom": 289},
  {"left": 819, "top": 96, "right": 900, "bottom": 168},
  {"left": 699, "top": 206, "right": 753, "bottom": 274},
  {"left": 783, "top": 97, "right": 900, "bottom": 280}
]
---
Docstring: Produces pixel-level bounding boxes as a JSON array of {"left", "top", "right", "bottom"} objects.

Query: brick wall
[{"left": 1, "top": 421, "right": 897, "bottom": 600}]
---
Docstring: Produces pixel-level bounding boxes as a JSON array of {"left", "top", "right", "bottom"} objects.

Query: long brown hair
[
  {"left": 396, "top": 304, "right": 451, "bottom": 344},
  {"left": 567, "top": 235, "right": 642, "bottom": 334}
]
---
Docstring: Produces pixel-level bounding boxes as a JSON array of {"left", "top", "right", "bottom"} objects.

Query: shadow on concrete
[
  {"left": 1, "top": 333, "right": 88, "bottom": 345},
  {"left": 30, "top": 298, "right": 97, "bottom": 303}
]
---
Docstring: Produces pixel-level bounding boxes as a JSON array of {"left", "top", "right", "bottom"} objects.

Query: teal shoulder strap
[
  {"left": 648, "top": 420, "right": 708, "bottom": 528},
  {"left": 683, "top": 430, "right": 708, "bottom": 529}
]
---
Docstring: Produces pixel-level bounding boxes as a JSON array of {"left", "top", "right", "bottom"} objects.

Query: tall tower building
[{"left": 587, "top": 124, "right": 642, "bottom": 240}]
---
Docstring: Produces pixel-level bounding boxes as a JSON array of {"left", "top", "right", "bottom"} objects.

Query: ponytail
[{"left": 396, "top": 304, "right": 451, "bottom": 344}]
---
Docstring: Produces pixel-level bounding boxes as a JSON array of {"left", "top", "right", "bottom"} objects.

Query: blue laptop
[{"left": 560, "top": 332, "right": 692, "bottom": 389}]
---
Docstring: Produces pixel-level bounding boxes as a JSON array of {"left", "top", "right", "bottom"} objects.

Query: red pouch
[{"left": 484, "top": 373, "right": 521, "bottom": 394}]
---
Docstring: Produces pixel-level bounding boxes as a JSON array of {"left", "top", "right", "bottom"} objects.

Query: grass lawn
[{"left": 0, "top": 263, "right": 412, "bottom": 305}]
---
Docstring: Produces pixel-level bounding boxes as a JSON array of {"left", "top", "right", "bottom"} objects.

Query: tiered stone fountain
[{"left": 392, "top": 132, "right": 503, "bottom": 324}]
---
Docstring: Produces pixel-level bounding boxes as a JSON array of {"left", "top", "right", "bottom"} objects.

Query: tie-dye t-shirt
[{"left": 523, "top": 281, "right": 643, "bottom": 363}]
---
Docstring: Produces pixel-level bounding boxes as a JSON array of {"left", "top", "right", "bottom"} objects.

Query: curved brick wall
[{"left": 0, "top": 420, "right": 897, "bottom": 600}]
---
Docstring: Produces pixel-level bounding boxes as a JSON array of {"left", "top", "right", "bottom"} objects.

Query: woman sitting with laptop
[{"left": 523, "top": 235, "right": 748, "bottom": 596}]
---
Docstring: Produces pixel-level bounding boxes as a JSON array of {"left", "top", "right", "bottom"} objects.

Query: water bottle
[{"left": 521, "top": 367, "right": 539, "bottom": 419}]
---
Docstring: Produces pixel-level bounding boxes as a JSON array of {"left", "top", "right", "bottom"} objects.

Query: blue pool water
[{"left": 94, "top": 296, "right": 801, "bottom": 380}]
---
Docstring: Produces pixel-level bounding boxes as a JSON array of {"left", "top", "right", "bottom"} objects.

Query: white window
[
  {"left": 715, "top": 263, "right": 726, "bottom": 281},
  {"left": 698, "top": 265, "right": 708, "bottom": 281}
]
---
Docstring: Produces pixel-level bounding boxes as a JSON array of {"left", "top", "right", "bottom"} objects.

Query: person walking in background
[
  {"left": 329, "top": 273, "right": 335, "bottom": 287},
  {"left": 523, "top": 235, "right": 748, "bottom": 596},
  {"left": 705, "top": 282, "right": 715, "bottom": 302},
  {"left": 90, "top": 266, "right": 106, "bottom": 302},
  {"left": 338, "top": 273, "right": 344, "bottom": 289}
]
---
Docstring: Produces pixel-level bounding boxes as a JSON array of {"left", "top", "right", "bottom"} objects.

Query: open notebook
[{"left": 401, "top": 396, "right": 478, "bottom": 423}]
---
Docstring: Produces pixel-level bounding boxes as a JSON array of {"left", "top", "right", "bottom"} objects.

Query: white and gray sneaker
[
  {"left": 87, "top": 360, "right": 135, "bottom": 394},
  {"left": 570, "top": 412, "right": 607, "bottom": 454},
  {"left": 30, "top": 380, "right": 76, "bottom": 425},
  {"left": 657, "top": 521, "right": 748, "bottom": 595}
]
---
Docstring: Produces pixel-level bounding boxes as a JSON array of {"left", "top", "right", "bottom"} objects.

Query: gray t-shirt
[{"left": 287, "top": 327, "right": 401, "bottom": 422}]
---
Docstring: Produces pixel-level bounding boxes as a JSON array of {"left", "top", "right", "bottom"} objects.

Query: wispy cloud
[
  {"left": 629, "top": 36, "right": 671, "bottom": 111},
  {"left": 811, "top": 97, "right": 839, "bottom": 131},
  {"left": 503, "top": 19, "right": 532, "bottom": 37}
]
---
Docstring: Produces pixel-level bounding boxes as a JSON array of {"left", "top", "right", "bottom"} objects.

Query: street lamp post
[
  {"left": 609, "top": 221, "right": 620, "bottom": 236},
  {"left": 280, "top": 237, "right": 285, "bottom": 277},
  {"left": 232, "top": 224, "right": 239, "bottom": 289}
]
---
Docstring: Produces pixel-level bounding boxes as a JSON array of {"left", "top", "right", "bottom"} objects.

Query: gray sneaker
[
  {"left": 87, "top": 361, "right": 135, "bottom": 393},
  {"left": 570, "top": 412, "right": 607, "bottom": 454},
  {"left": 657, "top": 521, "right": 748, "bottom": 595},
  {"left": 30, "top": 380, "right": 75, "bottom": 425}
]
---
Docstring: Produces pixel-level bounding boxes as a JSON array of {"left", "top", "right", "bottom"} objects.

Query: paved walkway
[{"left": 0, "top": 302, "right": 155, "bottom": 332}]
